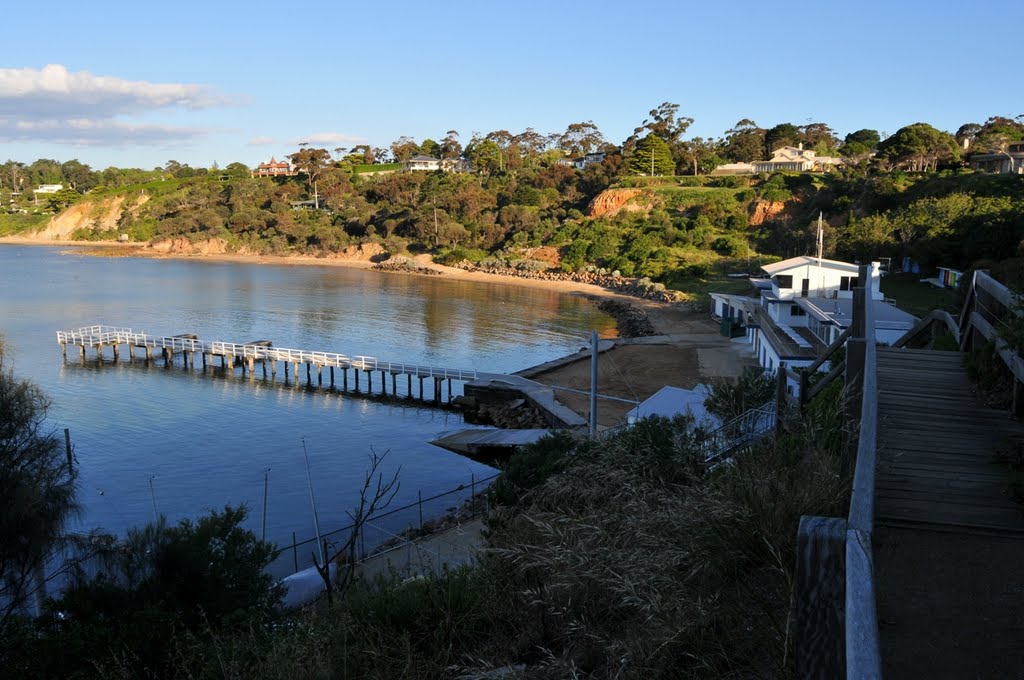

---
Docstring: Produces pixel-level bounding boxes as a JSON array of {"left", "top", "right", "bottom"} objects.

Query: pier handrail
[{"left": 57, "top": 326, "right": 484, "bottom": 382}]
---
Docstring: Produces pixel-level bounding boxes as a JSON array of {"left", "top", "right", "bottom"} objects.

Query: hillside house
[
  {"left": 252, "top": 157, "right": 295, "bottom": 177},
  {"left": 402, "top": 156, "right": 469, "bottom": 172},
  {"left": 752, "top": 145, "right": 844, "bottom": 173},
  {"left": 33, "top": 184, "right": 63, "bottom": 194},
  {"left": 711, "top": 256, "right": 916, "bottom": 393},
  {"left": 557, "top": 151, "right": 607, "bottom": 170},
  {"left": 969, "top": 141, "right": 1024, "bottom": 174}
]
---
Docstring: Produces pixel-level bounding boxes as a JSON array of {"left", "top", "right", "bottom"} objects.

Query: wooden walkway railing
[
  {"left": 795, "top": 264, "right": 882, "bottom": 679},
  {"left": 796, "top": 267, "right": 1023, "bottom": 678}
]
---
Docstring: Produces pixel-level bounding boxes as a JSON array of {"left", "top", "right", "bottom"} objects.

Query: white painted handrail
[{"left": 57, "top": 326, "right": 482, "bottom": 381}]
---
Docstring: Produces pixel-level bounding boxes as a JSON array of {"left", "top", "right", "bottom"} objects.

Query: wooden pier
[{"left": 57, "top": 325, "right": 501, "bottom": 404}]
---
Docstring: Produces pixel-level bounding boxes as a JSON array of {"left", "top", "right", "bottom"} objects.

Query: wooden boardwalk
[{"left": 873, "top": 347, "right": 1024, "bottom": 679}]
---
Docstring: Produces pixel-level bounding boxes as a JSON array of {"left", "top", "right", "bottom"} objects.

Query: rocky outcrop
[
  {"left": 372, "top": 255, "right": 442, "bottom": 275},
  {"left": 335, "top": 242, "right": 386, "bottom": 260},
  {"left": 749, "top": 199, "right": 787, "bottom": 226},
  {"left": 594, "top": 299, "right": 655, "bottom": 338},
  {"left": 150, "top": 237, "right": 229, "bottom": 255},
  {"left": 587, "top": 188, "right": 644, "bottom": 218}
]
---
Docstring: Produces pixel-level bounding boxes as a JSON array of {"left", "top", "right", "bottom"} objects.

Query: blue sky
[{"left": 3, "top": 0, "right": 1021, "bottom": 170}]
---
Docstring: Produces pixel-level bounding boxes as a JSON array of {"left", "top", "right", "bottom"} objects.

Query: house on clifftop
[
  {"left": 752, "top": 144, "right": 844, "bottom": 173},
  {"left": 252, "top": 157, "right": 296, "bottom": 177},
  {"left": 969, "top": 141, "right": 1024, "bottom": 174}
]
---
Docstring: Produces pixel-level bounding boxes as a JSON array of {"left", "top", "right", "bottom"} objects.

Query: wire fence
[{"left": 269, "top": 471, "right": 499, "bottom": 576}]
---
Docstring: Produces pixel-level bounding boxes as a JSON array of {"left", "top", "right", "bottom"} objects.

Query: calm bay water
[{"left": 0, "top": 245, "right": 613, "bottom": 573}]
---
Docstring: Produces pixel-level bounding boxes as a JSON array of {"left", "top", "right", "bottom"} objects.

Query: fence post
[
  {"left": 292, "top": 532, "right": 298, "bottom": 572},
  {"left": 796, "top": 515, "right": 847, "bottom": 679},
  {"left": 798, "top": 371, "right": 809, "bottom": 413},
  {"left": 775, "top": 365, "right": 786, "bottom": 437},
  {"left": 418, "top": 490, "right": 423, "bottom": 531}
]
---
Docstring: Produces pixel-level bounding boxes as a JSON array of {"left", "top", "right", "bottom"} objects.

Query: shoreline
[{"left": 0, "top": 237, "right": 678, "bottom": 324}]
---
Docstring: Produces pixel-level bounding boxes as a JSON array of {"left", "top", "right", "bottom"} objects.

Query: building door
[{"left": 801, "top": 278, "right": 809, "bottom": 297}]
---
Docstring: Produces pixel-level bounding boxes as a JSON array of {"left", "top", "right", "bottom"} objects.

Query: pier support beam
[
  {"left": 270, "top": 360, "right": 276, "bottom": 379},
  {"left": 419, "top": 376, "right": 424, "bottom": 400},
  {"left": 343, "top": 367, "right": 348, "bottom": 391},
  {"left": 330, "top": 366, "right": 334, "bottom": 387},
  {"left": 61, "top": 342, "right": 67, "bottom": 359},
  {"left": 381, "top": 371, "right": 388, "bottom": 395},
  {"left": 391, "top": 373, "right": 397, "bottom": 396},
  {"left": 366, "top": 371, "right": 372, "bottom": 393},
  {"left": 317, "top": 364, "right": 322, "bottom": 386},
  {"left": 146, "top": 347, "right": 153, "bottom": 362},
  {"left": 112, "top": 344, "right": 119, "bottom": 361},
  {"left": 355, "top": 370, "right": 360, "bottom": 392},
  {"left": 306, "top": 363, "right": 311, "bottom": 385},
  {"left": 407, "top": 374, "right": 412, "bottom": 398},
  {"left": 447, "top": 378, "right": 452, "bottom": 402}
]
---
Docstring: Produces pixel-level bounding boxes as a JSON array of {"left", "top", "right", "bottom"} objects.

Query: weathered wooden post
[
  {"left": 419, "top": 376, "right": 425, "bottom": 400},
  {"left": 354, "top": 369, "right": 360, "bottom": 392},
  {"left": 145, "top": 347, "right": 153, "bottom": 362},
  {"left": 64, "top": 428, "right": 72, "bottom": 470},
  {"left": 447, "top": 377, "right": 452, "bottom": 402},
  {"left": 366, "top": 370, "right": 373, "bottom": 392},
  {"left": 317, "top": 364, "right": 322, "bottom": 386},
  {"left": 61, "top": 342, "right": 67, "bottom": 359},
  {"left": 112, "top": 343, "right": 119, "bottom": 361},
  {"left": 330, "top": 365, "right": 334, "bottom": 387},
  {"left": 391, "top": 373, "right": 397, "bottom": 396},
  {"left": 845, "top": 264, "right": 870, "bottom": 427},
  {"left": 407, "top": 374, "right": 412, "bottom": 398},
  {"left": 342, "top": 367, "right": 348, "bottom": 391},
  {"left": 796, "top": 516, "right": 847, "bottom": 678},
  {"left": 306, "top": 362, "right": 311, "bottom": 384}
]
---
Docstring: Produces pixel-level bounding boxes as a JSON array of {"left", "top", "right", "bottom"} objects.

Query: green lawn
[{"left": 880, "top": 272, "right": 959, "bottom": 318}]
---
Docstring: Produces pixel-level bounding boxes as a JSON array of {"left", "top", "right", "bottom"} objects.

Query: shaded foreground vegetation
[{"left": 1, "top": 374, "right": 853, "bottom": 678}]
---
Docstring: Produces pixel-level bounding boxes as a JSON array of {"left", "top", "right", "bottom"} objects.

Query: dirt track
[{"left": 529, "top": 312, "right": 757, "bottom": 427}]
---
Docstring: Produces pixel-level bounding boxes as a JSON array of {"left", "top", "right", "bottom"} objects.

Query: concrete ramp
[{"left": 432, "top": 428, "right": 552, "bottom": 456}]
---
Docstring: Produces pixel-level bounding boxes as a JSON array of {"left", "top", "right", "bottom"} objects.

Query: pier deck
[{"left": 57, "top": 324, "right": 502, "bottom": 403}]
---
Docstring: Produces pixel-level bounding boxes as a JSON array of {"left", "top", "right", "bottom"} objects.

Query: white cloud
[
  {"left": 247, "top": 136, "right": 276, "bottom": 146},
  {"left": 0, "top": 64, "right": 236, "bottom": 146},
  {"left": 291, "top": 132, "right": 366, "bottom": 147}
]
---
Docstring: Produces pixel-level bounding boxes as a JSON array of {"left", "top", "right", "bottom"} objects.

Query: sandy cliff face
[
  {"left": 748, "top": 199, "right": 787, "bottom": 226},
  {"left": 28, "top": 194, "right": 150, "bottom": 240},
  {"left": 587, "top": 189, "right": 644, "bottom": 218}
]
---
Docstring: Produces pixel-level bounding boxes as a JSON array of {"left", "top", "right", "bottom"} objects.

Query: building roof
[
  {"left": 761, "top": 256, "right": 860, "bottom": 275},
  {"left": 626, "top": 385, "right": 719, "bottom": 427},
  {"left": 406, "top": 155, "right": 440, "bottom": 162},
  {"left": 797, "top": 297, "right": 916, "bottom": 328}
]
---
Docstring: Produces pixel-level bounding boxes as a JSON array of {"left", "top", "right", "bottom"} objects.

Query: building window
[
  {"left": 840, "top": 276, "right": 860, "bottom": 291},
  {"left": 775, "top": 275, "right": 793, "bottom": 289},
  {"left": 790, "top": 306, "right": 806, "bottom": 317}
]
